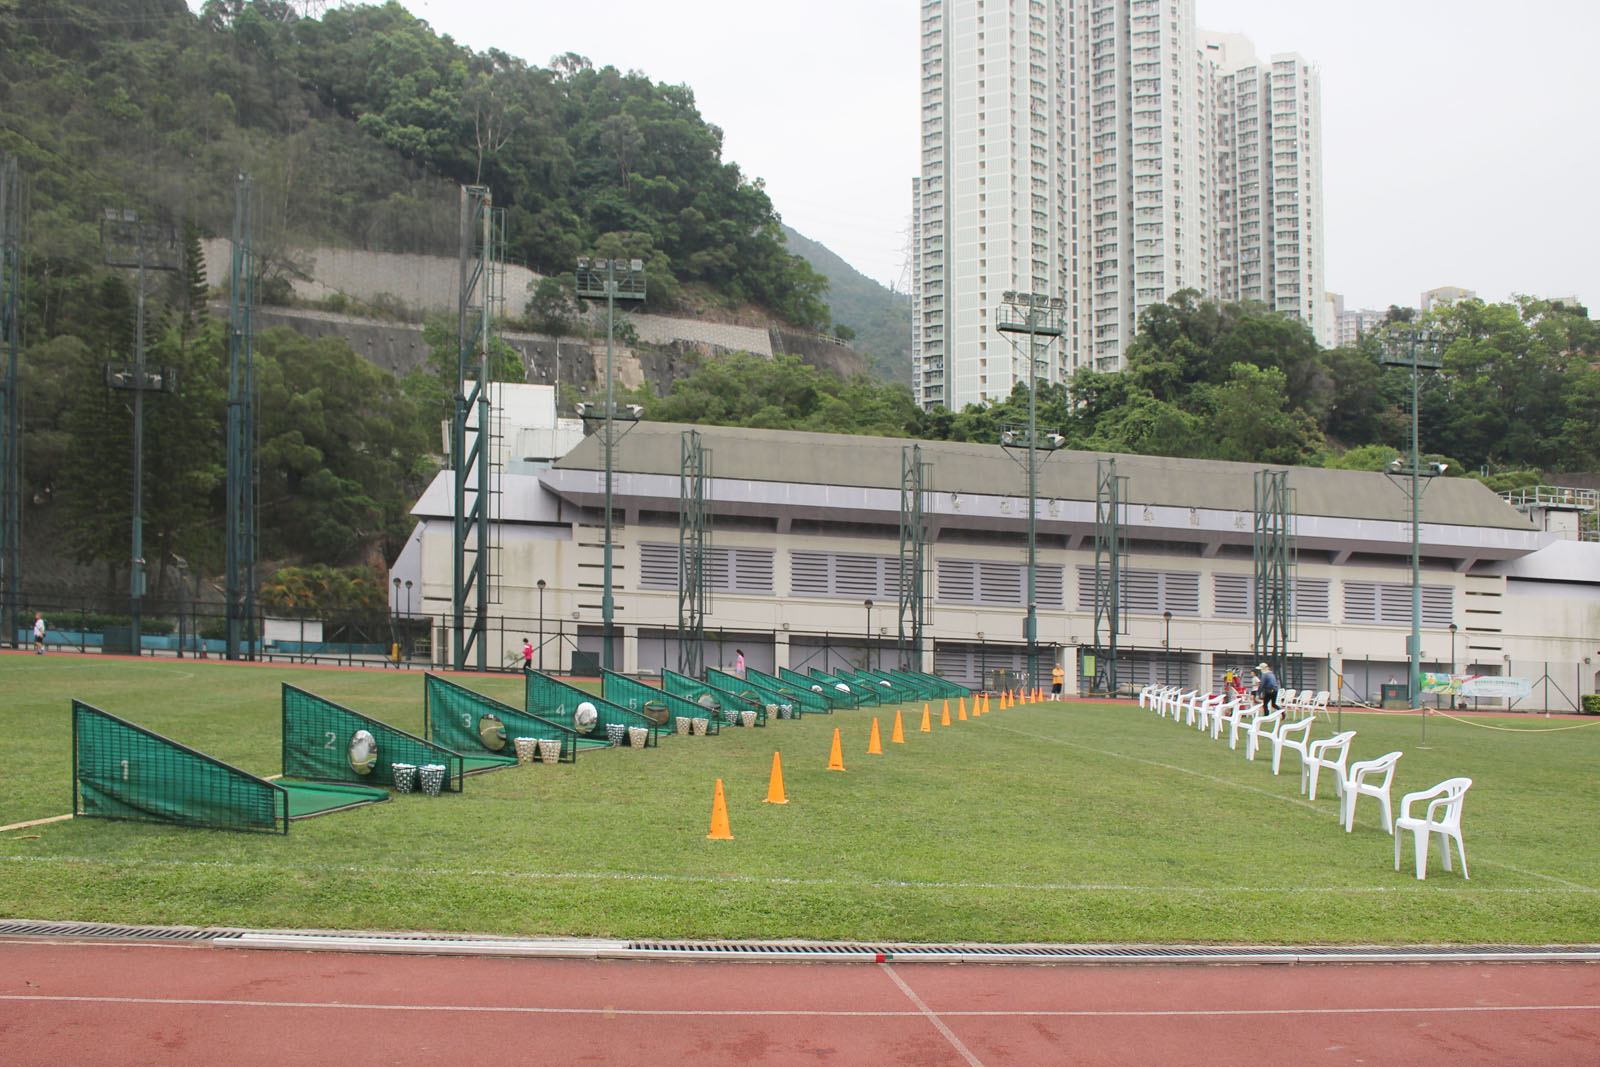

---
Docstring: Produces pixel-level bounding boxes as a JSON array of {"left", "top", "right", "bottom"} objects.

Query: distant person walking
[
  {"left": 1255, "top": 662, "right": 1279, "bottom": 713},
  {"left": 522, "top": 638, "right": 534, "bottom": 671},
  {"left": 33, "top": 613, "right": 45, "bottom": 654},
  {"left": 734, "top": 649, "right": 745, "bottom": 677}
]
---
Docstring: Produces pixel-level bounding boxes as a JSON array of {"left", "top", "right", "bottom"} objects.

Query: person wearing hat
[{"left": 1253, "top": 661, "right": 1279, "bottom": 713}]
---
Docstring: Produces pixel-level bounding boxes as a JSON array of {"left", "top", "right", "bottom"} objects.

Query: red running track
[{"left": 1, "top": 940, "right": 1596, "bottom": 1065}]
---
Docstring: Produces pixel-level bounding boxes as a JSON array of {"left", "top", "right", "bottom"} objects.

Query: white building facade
[
  {"left": 404, "top": 422, "right": 1599, "bottom": 712},
  {"left": 913, "top": 1, "right": 1329, "bottom": 410}
]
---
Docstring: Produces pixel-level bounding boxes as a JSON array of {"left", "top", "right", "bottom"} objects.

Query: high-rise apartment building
[
  {"left": 912, "top": 1, "right": 1327, "bottom": 411},
  {"left": 912, "top": 0, "right": 1077, "bottom": 410}
]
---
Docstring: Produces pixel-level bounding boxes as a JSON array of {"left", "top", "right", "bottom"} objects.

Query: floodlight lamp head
[
  {"left": 1000, "top": 430, "right": 1017, "bottom": 446},
  {"left": 626, "top": 404, "right": 644, "bottom": 418},
  {"left": 1047, "top": 433, "right": 1067, "bottom": 450},
  {"left": 1432, "top": 462, "right": 1449, "bottom": 474},
  {"left": 1388, "top": 457, "right": 1403, "bottom": 472},
  {"left": 576, "top": 257, "right": 590, "bottom": 269},
  {"left": 629, "top": 259, "right": 643, "bottom": 272},
  {"left": 573, "top": 401, "right": 591, "bottom": 416}
]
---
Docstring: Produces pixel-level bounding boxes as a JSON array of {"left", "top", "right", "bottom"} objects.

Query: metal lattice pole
[
  {"left": 897, "top": 444, "right": 931, "bottom": 671},
  {"left": 225, "top": 173, "right": 258, "bottom": 661},
  {"left": 1092, "top": 459, "right": 1125, "bottom": 695},
  {"left": 452, "top": 186, "right": 496, "bottom": 671},
  {"left": 1253, "top": 469, "right": 1294, "bottom": 678},
  {"left": 678, "top": 429, "right": 710, "bottom": 677},
  {"left": 0, "top": 154, "right": 21, "bottom": 648}
]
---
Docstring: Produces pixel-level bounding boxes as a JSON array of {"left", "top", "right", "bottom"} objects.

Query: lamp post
[
  {"left": 1380, "top": 325, "right": 1448, "bottom": 740},
  {"left": 172, "top": 555, "right": 192, "bottom": 659},
  {"left": 995, "top": 292, "right": 1066, "bottom": 693},
  {"left": 392, "top": 576, "right": 401, "bottom": 662},
  {"left": 864, "top": 598, "right": 873, "bottom": 669},
  {"left": 1448, "top": 621, "right": 1458, "bottom": 709},
  {"left": 536, "top": 578, "right": 547, "bottom": 671},
  {"left": 574, "top": 256, "right": 647, "bottom": 672},
  {"left": 1163, "top": 610, "right": 1172, "bottom": 686}
]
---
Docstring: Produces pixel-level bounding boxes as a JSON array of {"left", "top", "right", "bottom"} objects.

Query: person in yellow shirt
[{"left": 1051, "top": 661, "right": 1064, "bottom": 700}]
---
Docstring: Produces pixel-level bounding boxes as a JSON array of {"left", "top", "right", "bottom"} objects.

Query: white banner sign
[{"left": 1459, "top": 676, "right": 1532, "bottom": 700}]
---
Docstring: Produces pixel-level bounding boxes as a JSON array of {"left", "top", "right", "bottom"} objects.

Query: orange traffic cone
[
  {"left": 920, "top": 704, "right": 932, "bottom": 732},
  {"left": 892, "top": 708, "right": 906, "bottom": 744},
  {"left": 868, "top": 717, "right": 883, "bottom": 754},
  {"left": 958, "top": 699, "right": 968, "bottom": 721},
  {"left": 944, "top": 700, "right": 956, "bottom": 726},
  {"left": 984, "top": 692, "right": 992, "bottom": 715},
  {"left": 765, "top": 752, "right": 788, "bottom": 805},
  {"left": 827, "top": 728, "right": 845, "bottom": 771},
  {"left": 708, "top": 778, "right": 733, "bottom": 839}
]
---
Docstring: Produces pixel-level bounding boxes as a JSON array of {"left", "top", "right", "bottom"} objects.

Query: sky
[{"left": 320, "top": 1, "right": 1597, "bottom": 311}]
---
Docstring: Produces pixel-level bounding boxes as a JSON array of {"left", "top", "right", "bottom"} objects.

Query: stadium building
[{"left": 396, "top": 402, "right": 1598, "bottom": 708}]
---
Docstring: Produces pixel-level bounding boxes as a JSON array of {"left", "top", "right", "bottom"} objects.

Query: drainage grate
[
  {"left": 5, "top": 922, "right": 1598, "bottom": 965},
  {"left": 0, "top": 919, "right": 229, "bottom": 943}
]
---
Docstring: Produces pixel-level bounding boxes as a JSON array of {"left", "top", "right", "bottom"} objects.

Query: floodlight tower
[
  {"left": 1380, "top": 325, "right": 1449, "bottom": 736},
  {"left": 0, "top": 154, "right": 21, "bottom": 648},
  {"left": 995, "top": 291, "right": 1066, "bottom": 692},
  {"left": 101, "top": 209, "right": 181, "bottom": 655},
  {"left": 574, "top": 256, "right": 646, "bottom": 671}
]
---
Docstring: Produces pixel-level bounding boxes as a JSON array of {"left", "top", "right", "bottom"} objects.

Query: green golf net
[
  {"left": 809, "top": 668, "right": 880, "bottom": 704},
  {"left": 71, "top": 700, "right": 387, "bottom": 833},
  {"left": 424, "top": 673, "right": 580, "bottom": 762},
  {"left": 779, "top": 667, "right": 855, "bottom": 709},
  {"left": 600, "top": 669, "right": 720, "bottom": 735},
  {"left": 73, "top": 699, "right": 288, "bottom": 833},
  {"left": 745, "top": 667, "right": 827, "bottom": 715},
  {"left": 662, "top": 669, "right": 767, "bottom": 726},
  {"left": 525, "top": 670, "right": 659, "bottom": 746},
  {"left": 282, "top": 683, "right": 464, "bottom": 791}
]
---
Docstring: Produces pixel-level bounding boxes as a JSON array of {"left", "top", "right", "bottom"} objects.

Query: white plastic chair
[
  {"left": 1139, "top": 683, "right": 1163, "bottom": 709},
  {"left": 1269, "top": 716, "right": 1316, "bottom": 776},
  {"left": 1302, "top": 730, "right": 1356, "bottom": 799},
  {"left": 1176, "top": 689, "right": 1200, "bottom": 723},
  {"left": 1243, "top": 708, "right": 1284, "bottom": 760},
  {"left": 1224, "top": 700, "right": 1262, "bottom": 749},
  {"left": 1278, "top": 689, "right": 1299, "bottom": 713},
  {"left": 1304, "top": 690, "right": 1331, "bottom": 720},
  {"left": 1195, "top": 692, "right": 1224, "bottom": 733},
  {"left": 1341, "top": 751, "right": 1404, "bottom": 833},
  {"left": 1394, "top": 777, "right": 1472, "bottom": 880}
]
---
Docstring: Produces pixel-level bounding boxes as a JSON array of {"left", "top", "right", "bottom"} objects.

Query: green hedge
[
  {"left": 1582, "top": 694, "right": 1599, "bottom": 716},
  {"left": 41, "top": 613, "right": 175, "bottom": 635}
]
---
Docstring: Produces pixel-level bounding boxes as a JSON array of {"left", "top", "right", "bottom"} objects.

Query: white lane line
[
  {"left": 881, "top": 963, "right": 984, "bottom": 1067},
  {"left": 4, "top": 854, "right": 1590, "bottom": 895},
  {"left": 2, "top": 994, "right": 1597, "bottom": 1019}
]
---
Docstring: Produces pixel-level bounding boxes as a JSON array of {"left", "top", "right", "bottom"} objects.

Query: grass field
[{"left": 2, "top": 654, "right": 1598, "bottom": 945}]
